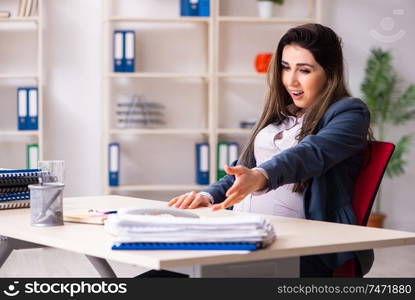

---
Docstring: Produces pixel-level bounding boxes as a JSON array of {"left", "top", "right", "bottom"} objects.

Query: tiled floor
[{"left": 1, "top": 245, "right": 414, "bottom": 277}]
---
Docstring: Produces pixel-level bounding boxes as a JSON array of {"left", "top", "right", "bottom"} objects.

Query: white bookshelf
[
  {"left": 107, "top": 72, "right": 208, "bottom": 79},
  {"left": 217, "top": 72, "right": 266, "bottom": 78},
  {"left": 0, "top": 0, "right": 44, "bottom": 168},
  {"left": 0, "top": 17, "right": 39, "bottom": 23},
  {"left": 0, "top": 73, "right": 39, "bottom": 79},
  {"left": 109, "top": 184, "right": 209, "bottom": 192},
  {"left": 218, "top": 16, "right": 315, "bottom": 24},
  {"left": 0, "top": 130, "right": 39, "bottom": 136},
  {"left": 108, "top": 16, "right": 210, "bottom": 23},
  {"left": 109, "top": 129, "right": 209, "bottom": 135},
  {"left": 102, "top": 0, "right": 321, "bottom": 196}
]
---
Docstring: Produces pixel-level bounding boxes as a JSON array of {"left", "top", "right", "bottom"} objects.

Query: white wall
[
  {"left": 43, "top": 0, "right": 102, "bottom": 197},
  {"left": 320, "top": 0, "right": 415, "bottom": 230},
  {"left": 40, "top": 0, "right": 415, "bottom": 230}
]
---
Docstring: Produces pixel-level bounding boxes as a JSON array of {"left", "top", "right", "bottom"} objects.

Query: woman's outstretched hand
[
  {"left": 168, "top": 191, "right": 212, "bottom": 209},
  {"left": 211, "top": 165, "right": 268, "bottom": 211}
]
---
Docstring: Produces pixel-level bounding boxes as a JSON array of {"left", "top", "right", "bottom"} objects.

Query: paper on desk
[{"left": 105, "top": 212, "right": 276, "bottom": 247}]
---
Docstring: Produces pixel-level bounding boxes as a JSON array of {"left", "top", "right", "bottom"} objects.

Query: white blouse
[{"left": 233, "top": 114, "right": 305, "bottom": 218}]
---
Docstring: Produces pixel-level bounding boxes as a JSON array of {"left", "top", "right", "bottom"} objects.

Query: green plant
[
  {"left": 361, "top": 48, "right": 415, "bottom": 214},
  {"left": 258, "top": 0, "right": 284, "bottom": 4}
]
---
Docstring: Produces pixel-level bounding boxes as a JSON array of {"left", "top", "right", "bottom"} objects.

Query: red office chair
[{"left": 333, "top": 141, "right": 395, "bottom": 277}]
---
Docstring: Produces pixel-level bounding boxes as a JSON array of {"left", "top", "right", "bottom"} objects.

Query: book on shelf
[
  {"left": 18, "top": 0, "right": 38, "bottom": 17},
  {"left": 0, "top": 168, "right": 42, "bottom": 210},
  {"left": 0, "top": 11, "right": 11, "bottom": 18}
]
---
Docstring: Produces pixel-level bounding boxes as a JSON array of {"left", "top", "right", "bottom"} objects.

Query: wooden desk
[{"left": 1, "top": 195, "right": 415, "bottom": 277}]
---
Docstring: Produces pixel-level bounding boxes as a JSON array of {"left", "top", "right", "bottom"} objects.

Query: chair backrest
[
  {"left": 333, "top": 141, "right": 395, "bottom": 277},
  {"left": 352, "top": 141, "right": 395, "bottom": 226}
]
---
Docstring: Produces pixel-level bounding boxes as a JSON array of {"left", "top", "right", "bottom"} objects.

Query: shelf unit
[
  {"left": 0, "top": 0, "right": 44, "bottom": 168},
  {"left": 102, "top": 0, "right": 321, "bottom": 197}
]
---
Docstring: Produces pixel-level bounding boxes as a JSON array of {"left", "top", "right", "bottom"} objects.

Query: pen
[{"left": 88, "top": 209, "right": 117, "bottom": 215}]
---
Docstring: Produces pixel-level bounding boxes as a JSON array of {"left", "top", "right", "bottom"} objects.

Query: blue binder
[
  {"left": 199, "top": 0, "right": 210, "bottom": 16},
  {"left": 180, "top": 0, "right": 199, "bottom": 16},
  {"left": 113, "top": 31, "right": 124, "bottom": 72},
  {"left": 195, "top": 142, "right": 209, "bottom": 185},
  {"left": 123, "top": 31, "right": 135, "bottom": 72},
  {"left": 108, "top": 143, "right": 120, "bottom": 186},
  {"left": 17, "top": 88, "right": 28, "bottom": 130},
  {"left": 112, "top": 242, "right": 260, "bottom": 251},
  {"left": 27, "top": 87, "right": 38, "bottom": 130}
]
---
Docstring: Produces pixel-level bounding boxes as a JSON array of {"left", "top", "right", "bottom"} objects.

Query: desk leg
[
  {"left": 0, "top": 236, "right": 44, "bottom": 269},
  {"left": 191, "top": 257, "right": 300, "bottom": 278},
  {"left": 85, "top": 255, "right": 117, "bottom": 278},
  {"left": 0, "top": 237, "right": 13, "bottom": 269}
]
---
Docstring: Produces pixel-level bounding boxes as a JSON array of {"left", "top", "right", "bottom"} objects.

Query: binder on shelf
[
  {"left": 113, "top": 31, "right": 124, "bottom": 72},
  {"left": 124, "top": 31, "right": 135, "bottom": 72},
  {"left": 217, "top": 142, "right": 228, "bottom": 180},
  {"left": 27, "top": 88, "right": 38, "bottom": 130},
  {"left": 180, "top": 0, "right": 198, "bottom": 16},
  {"left": 26, "top": 144, "right": 39, "bottom": 169},
  {"left": 199, "top": 0, "right": 210, "bottom": 17},
  {"left": 180, "top": 0, "right": 210, "bottom": 17},
  {"left": 0, "top": 168, "right": 42, "bottom": 210},
  {"left": 216, "top": 142, "right": 239, "bottom": 180},
  {"left": 228, "top": 142, "right": 239, "bottom": 166},
  {"left": 108, "top": 143, "right": 120, "bottom": 187},
  {"left": 17, "top": 88, "right": 28, "bottom": 130},
  {"left": 195, "top": 142, "right": 209, "bottom": 185},
  {"left": 17, "top": 87, "right": 38, "bottom": 131},
  {"left": 112, "top": 242, "right": 259, "bottom": 251}
]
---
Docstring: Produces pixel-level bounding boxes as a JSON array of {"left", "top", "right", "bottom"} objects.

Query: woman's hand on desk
[
  {"left": 211, "top": 165, "right": 268, "bottom": 211},
  {"left": 168, "top": 191, "right": 212, "bottom": 209}
]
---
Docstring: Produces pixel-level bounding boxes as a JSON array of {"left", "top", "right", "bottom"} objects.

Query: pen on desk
[{"left": 88, "top": 209, "right": 117, "bottom": 215}]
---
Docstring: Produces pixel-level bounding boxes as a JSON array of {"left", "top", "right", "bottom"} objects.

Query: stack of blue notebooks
[{"left": 0, "top": 169, "right": 41, "bottom": 209}]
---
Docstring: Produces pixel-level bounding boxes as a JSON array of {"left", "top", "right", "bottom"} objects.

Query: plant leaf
[
  {"left": 360, "top": 48, "right": 395, "bottom": 125},
  {"left": 389, "top": 85, "right": 415, "bottom": 125},
  {"left": 386, "top": 135, "right": 412, "bottom": 178}
]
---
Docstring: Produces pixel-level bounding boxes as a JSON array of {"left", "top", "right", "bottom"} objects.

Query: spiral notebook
[
  {"left": 0, "top": 168, "right": 41, "bottom": 210},
  {"left": 111, "top": 242, "right": 261, "bottom": 251}
]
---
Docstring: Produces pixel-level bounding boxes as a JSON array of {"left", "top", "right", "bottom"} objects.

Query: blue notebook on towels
[{"left": 112, "top": 242, "right": 261, "bottom": 251}]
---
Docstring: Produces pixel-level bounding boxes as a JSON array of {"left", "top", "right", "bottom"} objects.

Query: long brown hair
[{"left": 239, "top": 23, "right": 351, "bottom": 192}]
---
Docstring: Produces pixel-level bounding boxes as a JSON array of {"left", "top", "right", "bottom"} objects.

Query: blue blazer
[{"left": 203, "top": 97, "right": 373, "bottom": 274}]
